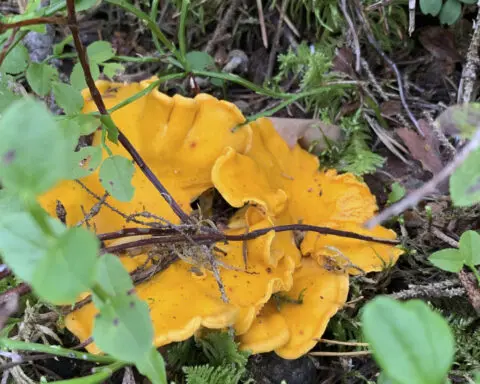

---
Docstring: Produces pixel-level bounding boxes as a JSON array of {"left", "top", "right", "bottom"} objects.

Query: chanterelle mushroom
[{"left": 39, "top": 76, "right": 403, "bottom": 359}]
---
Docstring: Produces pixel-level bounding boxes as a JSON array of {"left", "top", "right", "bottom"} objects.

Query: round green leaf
[
  {"left": 429, "top": 249, "right": 464, "bottom": 272},
  {"left": 67, "top": 146, "right": 102, "bottom": 179},
  {"left": 93, "top": 295, "right": 153, "bottom": 362},
  {"left": 450, "top": 148, "right": 480, "bottom": 206},
  {"left": 135, "top": 347, "right": 167, "bottom": 384},
  {"left": 439, "top": 0, "right": 462, "bottom": 25},
  {"left": 95, "top": 253, "right": 134, "bottom": 299},
  {"left": 32, "top": 227, "right": 99, "bottom": 304},
  {"left": 1, "top": 43, "right": 29, "bottom": 74},
  {"left": 362, "top": 297, "right": 455, "bottom": 384},
  {"left": 0, "top": 98, "right": 69, "bottom": 194},
  {"left": 87, "top": 41, "right": 115, "bottom": 63},
  {"left": 26, "top": 63, "right": 58, "bottom": 96},
  {"left": 459, "top": 230, "right": 480, "bottom": 266},
  {"left": 70, "top": 61, "right": 100, "bottom": 90},
  {"left": 0, "top": 80, "right": 21, "bottom": 113},
  {"left": 419, "top": 0, "right": 442, "bottom": 16},
  {"left": 52, "top": 81, "right": 85, "bottom": 115},
  {"left": 99, "top": 156, "right": 135, "bottom": 202},
  {"left": 185, "top": 51, "right": 216, "bottom": 71},
  {"left": 102, "top": 62, "right": 124, "bottom": 79},
  {"left": 65, "top": 114, "right": 100, "bottom": 136}
]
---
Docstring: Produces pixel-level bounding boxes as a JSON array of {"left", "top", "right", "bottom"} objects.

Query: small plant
[
  {"left": 429, "top": 230, "right": 480, "bottom": 285},
  {"left": 419, "top": 0, "right": 477, "bottom": 25}
]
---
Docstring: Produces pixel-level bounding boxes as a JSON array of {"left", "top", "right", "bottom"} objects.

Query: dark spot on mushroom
[
  {"left": 266, "top": 267, "right": 272, "bottom": 274},
  {"left": 2, "top": 150, "right": 15, "bottom": 164},
  {"left": 190, "top": 141, "right": 197, "bottom": 148},
  {"left": 307, "top": 188, "right": 313, "bottom": 193},
  {"left": 320, "top": 295, "right": 324, "bottom": 299}
]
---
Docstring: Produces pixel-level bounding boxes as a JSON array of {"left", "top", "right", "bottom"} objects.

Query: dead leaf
[
  {"left": 380, "top": 100, "right": 402, "bottom": 117},
  {"left": 270, "top": 117, "right": 343, "bottom": 154},
  {"left": 396, "top": 121, "right": 445, "bottom": 186},
  {"left": 332, "top": 47, "right": 355, "bottom": 77},
  {"left": 418, "top": 27, "right": 462, "bottom": 62}
]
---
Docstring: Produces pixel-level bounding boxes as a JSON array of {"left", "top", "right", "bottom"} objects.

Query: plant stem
[
  {"left": 178, "top": 0, "right": 190, "bottom": 69},
  {"left": 149, "top": 0, "right": 164, "bottom": 54},
  {"left": 26, "top": 199, "right": 55, "bottom": 238},
  {"left": 52, "top": 361, "right": 126, "bottom": 384},
  {"left": 0, "top": 339, "right": 116, "bottom": 364}
]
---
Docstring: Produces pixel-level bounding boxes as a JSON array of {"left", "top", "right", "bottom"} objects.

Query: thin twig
[
  {"left": 205, "top": 0, "right": 243, "bottom": 54},
  {"left": 354, "top": 2, "right": 422, "bottom": 136},
  {"left": 266, "top": 0, "right": 288, "bottom": 80},
  {"left": 99, "top": 223, "right": 399, "bottom": 255},
  {"left": 0, "top": 17, "right": 67, "bottom": 33},
  {"left": 65, "top": 0, "right": 190, "bottom": 224},
  {"left": 340, "top": 0, "right": 361, "bottom": 73},
  {"left": 457, "top": 4, "right": 480, "bottom": 104},
  {"left": 317, "top": 339, "right": 369, "bottom": 347},
  {"left": 256, "top": 0, "right": 268, "bottom": 48},
  {"left": 310, "top": 350, "right": 371, "bottom": 357},
  {"left": 365, "top": 127, "right": 480, "bottom": 228}
]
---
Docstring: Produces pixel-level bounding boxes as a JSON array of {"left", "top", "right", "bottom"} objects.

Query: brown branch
[
  {"left": 0, "top": 17, "right": 67, "bottom": 34},
  {"left": 65, "top": 0, "right": 190, "bottom": 224},
  {"left": 99, "top": 223, "right": 400, "bottom": 255},
  {"left": 0, "top": 28, "right": 19, "bottom": 68}
]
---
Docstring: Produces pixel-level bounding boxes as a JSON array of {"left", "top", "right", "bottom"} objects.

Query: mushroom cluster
[{"left": 39, "top": 77, "right": 402, "bottom": 359}]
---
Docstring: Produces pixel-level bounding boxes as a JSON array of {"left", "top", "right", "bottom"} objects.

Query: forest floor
[{"left": 1, "top": 0, "right": 480, "bottom": 383}]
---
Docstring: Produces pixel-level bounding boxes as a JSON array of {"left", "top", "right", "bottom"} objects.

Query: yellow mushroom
[
  {"left": 239, "top": 257, "right": 349, "bottom": 359},
  {"left": 37, "top": 78, "right": 402, "bottom": 359}
]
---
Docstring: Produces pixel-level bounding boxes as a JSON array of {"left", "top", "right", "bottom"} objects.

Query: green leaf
[
  {"left": 0, "top": 211, "right": 49, "bottom": 282},
  {"left": 458, "top": 0, "right": 477, "bottom": 4},
  {"left": 0, "top": 79, "right": 21, "bottom": 113},
  {"left": 0, "top": 98, "right": 68, "bottom": 194},
  {"left": 70, "top": 61, "right": 100, "bottom": 90},
  {"left": 66, "top": 114, "right": 100, "bottom": 136},
  {"left": 459, "top": 230, "right": 480, "bottom": 266},
  {"left": 136, "top": 347, "right": 167, "bottom": 384},
  {"left": 52, "top": 82, "right": 85, "bottom": 115},
  {"left": 450, "top": 148, "right": 480, "bottom": 206},
  {"left": 0, "top": 43, "right": 29, "bottom": 75},
  {"left": 67, "top": 146, "right": 102, "bottom": 179},
  {"left": 87, "top": 41, "right": 115, "bottom": 63},
  {"left": 429, "top": 249, "right": 464, "bottom": 272},
  {"left": 93, "top": 295, "right": 153, "bottom": 362},
  {"left": 26, "top": 63, "right": 58, "bottom": 96},
  {"left": 95, "top": 253, "right": 134, "bottom": 298},
  {"left": 387, "top": 182, "right": 406, "bottom": 205},
  {"left": 435, "top": 103, "right": 480, "bottom": 139},
  {"left": 185, "top": 51, "right": 216, "bottom": 71},
  {"left": 32, "top": 227, "right": 98, "bottom": 304},
  {"left": 439, "top": 0, "right": 462, "bottom": 25},
  {"left": 99, "top": 156, "right": 135, "bottom": 202},
  {"left": 103, "top": 63, "right": 124, "bottom": 79},
  {"left": 53, "top": 35, "right": 73, "bottom": 56},
  {"left": 362, "top": 296, "right": 455, "bottom": 384},
  {"left": 419, "top": 0, "right": 442, "bottom": 16}
]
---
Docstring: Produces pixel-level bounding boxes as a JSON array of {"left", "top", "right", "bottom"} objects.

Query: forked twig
[{"left": 65, "top": 0, "right": 190, "bottom": 224}]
